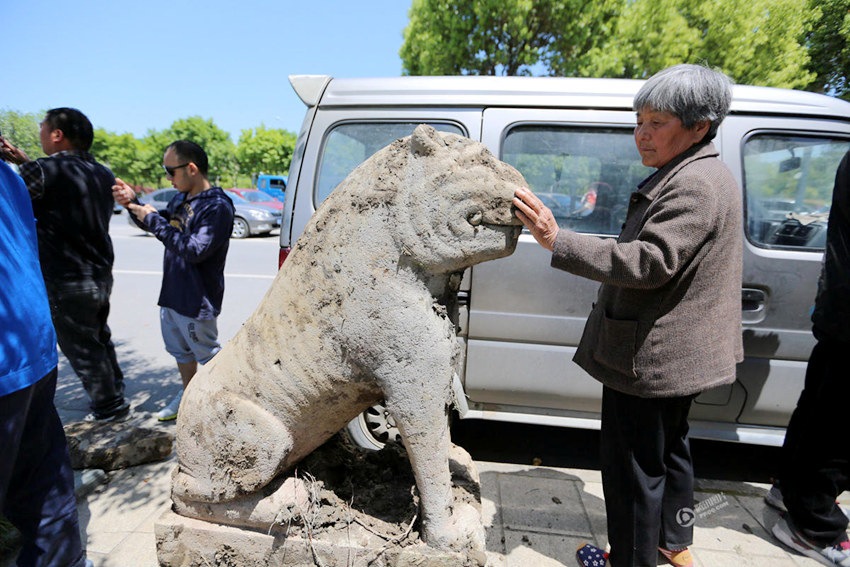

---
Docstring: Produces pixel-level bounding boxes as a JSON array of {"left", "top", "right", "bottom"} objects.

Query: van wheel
[
  {"left": 345, "top": 402, "right": 402, "bottom": 450},
  {"left": 231, "top": 217, "right": 250, "bottom": 239}
]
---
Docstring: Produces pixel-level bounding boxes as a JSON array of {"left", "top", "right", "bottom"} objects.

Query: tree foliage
[
  {"left": 805, "top": 0, "right": 850, "bottom": 100},
  {"left": 400, "top": 0, "right": 619, "bottom": 76},
  {"left": 0, "top": 109, "right": 46, "bottom": 160},
  {"left": 236, "top": 125, "right": 296, "bottom": 178},
  {"left": 164, "top": 116, "right": 236, "bottom": 185},
  {"left": 573, "top": 0, "right": 815, "bottom": 89},
  {"left": 401, "top": 0, "right": 834, "bottom": 94},
  {"left": 2, "top": 111, "right": 296, "bottom": 190},
  {"left": 91, "top": 129, "right": 149, "bottom": 185}
]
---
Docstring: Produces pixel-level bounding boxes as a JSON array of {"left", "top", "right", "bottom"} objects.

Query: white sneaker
[
  {"left": 773, "top": 515, "right": 850, "bottom": 566},
  {"left": 156, "top": 391, "right": 183, "bottom": 421},
  {"left": 765, "top": 483, "right": 787, "bottom": 512}
]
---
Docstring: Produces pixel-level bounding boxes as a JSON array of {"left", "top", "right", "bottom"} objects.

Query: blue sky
[{"left": 1, "top": 0, "right": 410, "bottom": 140}]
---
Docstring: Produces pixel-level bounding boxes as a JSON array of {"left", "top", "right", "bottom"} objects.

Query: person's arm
[
  {"left": 551, "top": 175, "right": 721, "bottom": 289},
  {"left": 113, "top": 178, "right": 156, "bottom": 231},
  {"left": 0, "top": 137, "right": 44, "bottom": 199},
  {"left": 145, "top": 202, "right": 232, "bottom": 263}
]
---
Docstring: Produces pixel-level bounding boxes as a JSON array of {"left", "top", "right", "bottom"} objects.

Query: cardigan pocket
[{"left": 592, "top": 314, "right": 638, "bottom": 378}]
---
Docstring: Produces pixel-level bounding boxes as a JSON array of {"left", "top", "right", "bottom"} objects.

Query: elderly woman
[{"left": 514, "top": 64, "right": 742, "bottom": 567}]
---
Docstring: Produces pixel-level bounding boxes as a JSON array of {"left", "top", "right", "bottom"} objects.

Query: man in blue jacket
[
  {"left": 113, "top": 140, "right": 234, "bottom": 421},
  {"left": 0, "top": 159, "right": 89, "bottom": 566}
]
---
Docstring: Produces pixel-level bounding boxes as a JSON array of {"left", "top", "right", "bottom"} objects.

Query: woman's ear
[{"left": 694, "top": 120, "right": 710, "bottom": 139}]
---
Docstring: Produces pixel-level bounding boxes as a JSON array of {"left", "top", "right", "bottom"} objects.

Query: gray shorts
[{"left": 160, "top": 307, "right": 221, "bottom": 365}]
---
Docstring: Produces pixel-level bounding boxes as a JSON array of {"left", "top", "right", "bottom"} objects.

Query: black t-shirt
[{"left": 29, "top": 151, "right": 116, "bottom": 281}]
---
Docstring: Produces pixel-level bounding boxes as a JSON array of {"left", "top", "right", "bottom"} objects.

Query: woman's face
[{"left": 634, "top": 108, "right": 708, "bottom": 169}]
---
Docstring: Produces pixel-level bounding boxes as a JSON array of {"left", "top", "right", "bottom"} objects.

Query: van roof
[{"left": 290, "top": 75, "right": 850, "bottom": 122}]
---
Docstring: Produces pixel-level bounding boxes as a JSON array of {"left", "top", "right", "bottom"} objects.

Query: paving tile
[
  {"left": 100, "top": 531, "right": 160, "bottom": 567},
  {"left": 577, "top": 481, "right": 608, "bottom": 551},
  {"left": 503, "top": 531, "right": 586, "bottom": 567},
  {"left": 498, "top": 473, "right": 592, "bottom": 537},
  {"left": 692, "top": 548, "right": 801, "bottom": 566},
  {"left": 690, "top": 492, "right": 788, "bottom": 558},
  {"left": 484, "top": 552, "right": 507, "bottom": 567},
  {"left": 80, "top": 458, "right": 174, "bottom": 545},
  {"left": 83, "top": 533, "right": 130, "bottom": 556},
  {"left": 735, "top": 494, "right": 784, "bottom": 535},
  {"left": 789, "top": 550, "right": 840, "bottom": 566},
  {"left": 480, "top": 471, "right": 506, "bottom": 555},
  {"left": 84, "top": 550, "right": 107, "bottom": 567}
]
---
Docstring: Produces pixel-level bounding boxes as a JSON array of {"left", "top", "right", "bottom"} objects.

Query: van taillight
[{"left": 278, "top": 247, "right": 291, "bottom": 268}]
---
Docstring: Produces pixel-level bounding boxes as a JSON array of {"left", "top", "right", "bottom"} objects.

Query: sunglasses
[{"left": 163, "top": 163, "right": 190, "bottom": 177}]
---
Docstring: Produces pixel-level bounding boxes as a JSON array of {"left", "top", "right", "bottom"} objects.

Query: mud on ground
[{"left": 273, "top": 433, "right": 481, "bottom": 550}]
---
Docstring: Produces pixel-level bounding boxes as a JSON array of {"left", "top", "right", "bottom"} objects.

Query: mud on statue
[{"left": 169, "top": 125, "right": 526, "bottom": 555}]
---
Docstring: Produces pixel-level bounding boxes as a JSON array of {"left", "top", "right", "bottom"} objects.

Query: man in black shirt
[
  {"left": 770, "top": 149, "right": 850, "bottom": 566},
  {"left": 1, "top": 108, "right": 129, "bottom": 422}
]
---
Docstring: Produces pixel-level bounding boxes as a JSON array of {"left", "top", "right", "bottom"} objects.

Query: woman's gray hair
[{"left": 633, "top": 64, "right": 734, "bottom": 142}]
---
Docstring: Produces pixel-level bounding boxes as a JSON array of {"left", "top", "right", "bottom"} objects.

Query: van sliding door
[{"left": 464, "top": 108, "right": 745, "bottom": 425}]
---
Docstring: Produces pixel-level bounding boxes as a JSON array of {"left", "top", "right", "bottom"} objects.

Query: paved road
[{"left": 55, "top": 212, "right": 283, "bottom": 419}]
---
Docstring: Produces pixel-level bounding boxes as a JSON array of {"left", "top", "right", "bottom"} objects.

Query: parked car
[
  {"left": 127, "top": 188, "right": 281, "bottom": 239},
  {"left": 281, "top": 74, "right": 850, "bottom": 450},
  {"left": 229, "top": 188, "right": 283, "bottom": 210}
]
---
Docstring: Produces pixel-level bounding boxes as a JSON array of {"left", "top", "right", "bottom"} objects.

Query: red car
[{"left": 229, "top": 189, "right": 283, "bottom": 210}]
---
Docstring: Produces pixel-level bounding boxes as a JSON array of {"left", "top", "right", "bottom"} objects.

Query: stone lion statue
[{"left": 171, "top": 124, "right": 525, "bottom": 554}]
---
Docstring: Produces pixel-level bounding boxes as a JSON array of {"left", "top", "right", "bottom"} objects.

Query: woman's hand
[{"left": 513, "top": 187, "right": 559, "bottom": 251}]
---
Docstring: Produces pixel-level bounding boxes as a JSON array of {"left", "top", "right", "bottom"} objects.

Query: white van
[{"left": 280, "top": 75, "right": 850, "bottom": 448}]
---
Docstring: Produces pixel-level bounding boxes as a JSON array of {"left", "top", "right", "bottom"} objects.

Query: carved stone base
[
  {"left": 155, "top": 509, "right": 484, "bottom": 567},
  {"left": 155, "top": 440, "right": 487, "bottom": 566}
]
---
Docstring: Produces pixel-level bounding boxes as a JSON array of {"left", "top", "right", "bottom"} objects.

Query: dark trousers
[
  {"left": 601, "top": 386, "right": 696, "bottom": 567},
  {"left": 0, "top": 369, "right": 85, "bottom": 567},
  {"left": 45, "top": 276, "right": 126, "bottom": 417},
  {"left": 780, "top": 337, "right": 850, "bottom": 545}
]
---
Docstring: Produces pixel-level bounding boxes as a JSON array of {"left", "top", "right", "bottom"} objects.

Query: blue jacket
[
  {"left": 141, "top": 187, "right": 234, "bottom": 320},
  {"left": 0, "top": 161, "right": 58, "bottom": 396}
]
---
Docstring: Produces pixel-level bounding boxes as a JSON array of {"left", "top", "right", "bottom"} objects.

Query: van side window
[
  {"left": 315, "top": 122, "right": 465, "bottom": 206},
  {"left": 502, "top": 125, "right": 652, "bottom": 235},
  {"left": 744, "top": 134, "right": 850, "bottom": 250}
]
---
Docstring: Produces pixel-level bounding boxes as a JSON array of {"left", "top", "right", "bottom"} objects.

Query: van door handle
[{"left": 742, "top": 288, "right": 767, "bottom": 324}]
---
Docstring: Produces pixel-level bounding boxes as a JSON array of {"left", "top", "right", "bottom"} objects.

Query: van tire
[
  {"left": 231, "top": 217, "right": 250, "bottom": 239},
  {"left": 345, "top": 401, "right": 402, "bottom": 450}
]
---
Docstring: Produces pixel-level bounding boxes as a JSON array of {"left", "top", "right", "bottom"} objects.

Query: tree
[
  {"left": 400, "top": 0, "right": 818, "bottom": 91},
  {"left": 0, "top": 109, "right": 45, "bottom": 160},
  {"left": 235, "top": 125, "right": 296, "bottom": 179},
  {"left": 91, "top": 129, "right": 148, "bottom": 186},
  {"left": 401, "top": 0, "right": 619, "bottom": 76},
  {"left": 163, "top": 117, "right": 236, "bottom": 185},
  {"left": 805, "top": 0, "right": 850, "bottom": 100},
  {"left": 576, "top": 0, "right": 815, "bottom": 89}
]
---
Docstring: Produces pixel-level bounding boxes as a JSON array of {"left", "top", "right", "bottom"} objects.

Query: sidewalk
[
  {"left": 47, "top": 369, "right": 844, "bottom": 567},
  {"left": 64, "top": 430, "right": 845, "bottom": 566}
]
